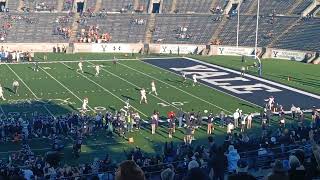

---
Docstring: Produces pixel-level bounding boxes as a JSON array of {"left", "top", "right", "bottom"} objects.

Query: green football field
[{"left": 0, "top": 53, "right": 318, "bottom": 165}]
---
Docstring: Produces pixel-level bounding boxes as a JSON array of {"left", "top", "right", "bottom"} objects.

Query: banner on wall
[
  {"left": 91, "top": 43, "right": 140, "bottom": 53},
  {"left": 271, "top": 49, "right": 309, "bottom": 62},
  {"left": 217, "top": 46, "right": 258, "bottom": 56},
  {"left": 159, "top": 44, "right": 201, "bottom": 54}
]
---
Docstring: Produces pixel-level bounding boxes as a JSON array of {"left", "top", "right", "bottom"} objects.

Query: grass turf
[{"left": 0, "top": 53, "right": 317, "bottom": 165}]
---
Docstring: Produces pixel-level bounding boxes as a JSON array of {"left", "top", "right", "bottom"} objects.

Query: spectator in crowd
[
  {"left": 226, "top": 145, "right": 240, "bottom": 173},
  {"left": 288, "top": 155, "right": 306, "bottom": 180},
  {"left": 161, "top": 168, "right": 175, "bottom": 180},
  {"left": 115, "top": 160, "right": 145, "bottom": 180},
  {"left": 265, "top": 159, "right": 289, "bottom": 180},
  {"left": 228, "top": 159, "right": 256, "bottom": 180}
]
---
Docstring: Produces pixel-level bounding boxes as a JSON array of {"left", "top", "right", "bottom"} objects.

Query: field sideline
[{"left": 0, "top": 53, "right": 318, "bottom": 164}]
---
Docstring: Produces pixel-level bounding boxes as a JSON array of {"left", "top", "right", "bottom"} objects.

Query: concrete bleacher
[
  {"left": 152, "top": 14, "right": 220, "bottom": 44},
  {"left": 63, "top": 0, "right": 74, "bottom": 11},
  {"left": 4, "top": 13, "right": 72, "bottom": 43},
  {"left": 161, "top": 0, "right": 172, "bottom": 13},
  {"left": 262, "top": 0, "right": 314, "bottom": 15},
  {"left": 31, "top": 0, "right": 59, "bottom": 12},
  {"left": 240, "top": 0, "right": 314, "bottom": 15},
  {"left": 217, "top": 15, "right": 298, "bottom": 47},
  {"left": 174, "top": 0, "right": 212, "bottom": 13},
  {"left": 78, "top": 14, "right": 148, "bottom": 43},
  {"left": 6, "top": 0, "right": 20, "bottom": 12},
  {"left": 86, "top": 0, "right": 97, "bottom": 10},
  {"left": 100, "top": 0, "right": 134, "bottom": 12},
  {"left": 272, "top": 18, "right": 320, "bottom": 52}
]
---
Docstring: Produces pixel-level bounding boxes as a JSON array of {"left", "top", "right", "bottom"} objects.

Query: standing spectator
[
  {"left": 226, "top": 145, "right": 240, "bottom": 173},
  {"left": 209, "top": 147, "right": 226, "bottom": 180}
]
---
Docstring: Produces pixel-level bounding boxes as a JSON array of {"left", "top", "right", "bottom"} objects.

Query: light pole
[
  {"left": 236, "top": 0, "right": 241, "bottom": 48},
  {"left": 254, "top": 0, "right": 260, "bottom": 59}
]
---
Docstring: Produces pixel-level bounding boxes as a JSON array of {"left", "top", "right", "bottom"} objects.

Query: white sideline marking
[
  {"left": 5, "top": 64, "right": 55, "bottom": 118},
  {"left": 184, "top": 57, "right": 320, "bottom": 100},
  {"left": 40, "top": 66, "right": 95, "bottom": 112},
  {"left": 0, "top": 59, "right": 140, "bottom": 65},
  {"left": 60, "top": 62, "right": 148, "bottom": 117},
  {"left": 118, "top": 62, "right": 233, "bottom": 114},
  {"left": 86, "top": 61, "right": 181, "bottom": 110}
]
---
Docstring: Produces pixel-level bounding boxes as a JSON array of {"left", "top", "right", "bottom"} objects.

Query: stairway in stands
[
  {"left": 57, "top": 0, "right": 64, "bottom": 12},
  {"left": 170, "top": 0, "right": 177, "bottom": 13},
  {"left": 94, "top": 0, "right": 102, "bottom": 12},
  {"left": 268, "top": 17, "right": 302, "bottom": 47},
  {"left": 286, "top": 0, "right": 304, "bottom": 15},
  {"left": 144, "top": 13, "right": 156, "bottom": 43},
  {"left": 209, "top": 17, "right": 228, "bottom": 44},
  {"left": 69, "top": 13, "right": 80, "bottom": 43},
  {"left": 247, "top": 0, "right": 258, "bottom": 15}
]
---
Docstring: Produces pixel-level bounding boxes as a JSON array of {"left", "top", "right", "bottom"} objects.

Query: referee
[{"left": 12, "top": 80, "right": 19, "bottom": 94}]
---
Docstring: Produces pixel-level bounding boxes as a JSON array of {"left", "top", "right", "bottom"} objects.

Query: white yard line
[
  {"left": 60, "top": 62, "right": 148, "bottom": 117},
  {"left": 39, "top": 66, "right": 95, "bottom": 112},
  {"left": 5, "top": 64, "right": 55, "bottom": 118},
  {"left": 85, "top": 61, "right": 181, "bottom": 111},
  {"left": 117, "top": 61, "right": 233, "bottom": 114}
]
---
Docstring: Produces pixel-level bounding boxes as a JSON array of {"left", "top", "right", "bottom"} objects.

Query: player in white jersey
[
  {"left": 192, "top": 74, "right": 197, "bottom": 86},
  {"left": 149, "top": 80, "right": 158, "bottom": 96},
  {"left": 266, "top": 96, "right": 275, "bottom": 110},
  {"left": 139, "top": 88, "right": 147, "bottom": 104},
  {"left": 0, "top": 84, "right": 6, "bottom": 101},
  {"left": 82, "top": 97, "right": 88, "bottom": 112},
  {"left": 12, "top": 80, "right": 19, "bottom": 94},
  {"left": 95, "top": 65, "right": 100, "bottom": 77},
  {"left": 241, "top": 66, "right": 246, "bottom": 77},
  {"left": 77, "top": 61, "right": 83, "bottom": 73},
  {"left": 182, "top": 72, "right": 187, "bottom": 83}
]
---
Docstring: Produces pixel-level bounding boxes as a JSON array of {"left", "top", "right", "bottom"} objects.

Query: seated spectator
[
  {"left": 288, "top": 155, "right": 306, "bottom": 180},
  {"left": 228, "top": 159, "right": 256, "bottom": 180},
  {"left": 188, "top": 159, "right": 199, "bottom": 170},
  {"left": 183, "top": 167, "right": 210, "bottom": 180},
  {"left": 265, "top": 159, "right": 288, "bottom": 180},
  {"left": 161, "top": 168, "right": 175, "bottom": 180},
  {"left": 115, "top": 160, "right": 145, "bottom": 180}
]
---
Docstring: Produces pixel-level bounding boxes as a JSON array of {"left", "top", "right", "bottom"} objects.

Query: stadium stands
[
  {"left": 217, "top": 15, "right": 298, "bottom": 47},
  {"left": 3, "top": 13, "right": 72, "bottom": 43},
  {"left": 100, "top": 0, "right": 134, "bottom": 12},
  {"left": 174, "top": 0, "right": 212, "bottom": 13},
  {"left": 272, "top": 18, "right": 320, "bottom": 52},
  {"left": 77, "top": 14, "right": 148, "bottom": 43},
  {"left": 0, "top": 0, "right": 319, "bottom": 53},
  {"left": 152, "top": 14, "right": 220, "bottom": 44}
]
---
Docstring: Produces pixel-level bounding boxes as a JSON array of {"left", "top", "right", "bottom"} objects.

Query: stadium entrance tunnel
[
  {"left": 76, "top": 1, "right": 84, "bottom": 13},
  {"left": 152, "top": 2, "right": 160, "bottom": 13}
]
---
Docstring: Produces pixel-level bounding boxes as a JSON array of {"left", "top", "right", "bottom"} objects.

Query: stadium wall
[
  {"left": 1, "top": 43, "right": 69, "bottom": 52},
  {"left": 2, "top": 43, "right": 317, "bottom": 63},
  {"left": 263, "top": 48, "right": 316, "bottom": 62}
]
